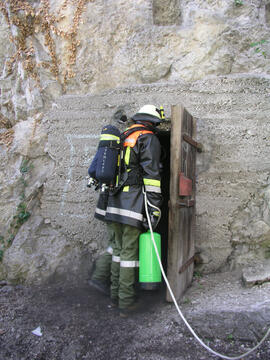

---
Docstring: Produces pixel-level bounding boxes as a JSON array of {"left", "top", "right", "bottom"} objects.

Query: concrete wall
[{"left": 24, "top": 77, "right": 269, "bottom": 282}]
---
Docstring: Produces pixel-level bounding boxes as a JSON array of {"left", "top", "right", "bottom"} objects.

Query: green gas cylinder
[{"left": 139, "top": 230, "right": 161, "bottom": 290}]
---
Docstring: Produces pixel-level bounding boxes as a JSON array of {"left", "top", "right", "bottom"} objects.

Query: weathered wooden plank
[
  {"left": 166, "top": 105, "right": 184, "bottom": 302},
  {"left": 179, "top": 110, "right": 194, "bottom": 295},
  {"left": 188, "top": 116, "right": 197, "bottom": 285},
  {"left": 166, "top": 105, "right": 196, "bottom": 302}
]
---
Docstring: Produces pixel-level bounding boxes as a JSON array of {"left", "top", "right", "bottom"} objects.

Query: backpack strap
[{"left": 121, "top": 125, "right": 153, "bottom": 148}]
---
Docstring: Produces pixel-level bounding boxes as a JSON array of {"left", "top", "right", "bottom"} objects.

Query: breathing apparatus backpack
[
  {"left": 88, "top": 124, "right": 121, "bottom": 189},
  {"left": 88, "top": 123, "right": 155, "bottom": 191}
]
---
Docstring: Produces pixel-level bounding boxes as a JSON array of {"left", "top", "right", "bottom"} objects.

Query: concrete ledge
[{"left": 242, "top": 262, "right": 270, "bottom": 287}]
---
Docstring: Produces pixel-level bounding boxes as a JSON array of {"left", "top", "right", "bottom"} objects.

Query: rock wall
[{"left": 0, "top": 0, "right": 269, "bottom": 283}]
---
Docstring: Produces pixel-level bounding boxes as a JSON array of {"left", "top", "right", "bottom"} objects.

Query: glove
[{"left": 142, "top": 206, "right": 161, "bottom": 231}]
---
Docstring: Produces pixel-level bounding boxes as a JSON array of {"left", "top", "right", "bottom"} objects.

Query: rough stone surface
[
  {"left": 0, "top": 0, "right": 270, "bottom": 283},
  {"left": 153, "top": 0, "right": 181, "bottom": 26},
  {"left": 242, "top": 261, "right": 270, "bottom": 287}
]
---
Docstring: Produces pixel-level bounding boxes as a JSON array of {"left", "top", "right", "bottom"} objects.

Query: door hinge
[
  {"left": 183, "top": 134, "right": 203, "bottom": 153},
  {"left": 179, "top": 255, "right": 195, "bottom": 274}
]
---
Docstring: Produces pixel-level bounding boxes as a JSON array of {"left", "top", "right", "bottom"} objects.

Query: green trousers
[
  {"left": 111, "top": 223, "right": 141, "bottom": 309},
  {"left": 91, "top": 223, "right": 114, "bottom": 285}
]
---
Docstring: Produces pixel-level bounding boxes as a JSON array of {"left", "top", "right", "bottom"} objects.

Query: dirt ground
[{"left": 0, "top": 278, "right": 270, "bottom": 360}]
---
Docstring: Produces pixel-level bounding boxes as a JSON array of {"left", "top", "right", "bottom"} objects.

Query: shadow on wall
[{"left": 266, "top": 4, "right": 270, "bottom": 26}]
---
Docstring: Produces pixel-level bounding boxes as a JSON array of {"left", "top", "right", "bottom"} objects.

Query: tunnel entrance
[{"left": 156, "top": 129, "right": 171, "bottom": 274}]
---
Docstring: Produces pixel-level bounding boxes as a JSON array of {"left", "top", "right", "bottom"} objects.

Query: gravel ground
[{"left": 0, "top": 275, "right": 269, "bottom": 360}]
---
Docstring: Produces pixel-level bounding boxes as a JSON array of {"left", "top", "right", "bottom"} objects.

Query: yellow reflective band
[
  {"left": 160, "top": 105, "right": 165, "bottom": 119},
  {"left": 100, "top": 134, "right": 120, "bottom": 142},
  {"left": 143, "top": 178, "right": 161, "bottom": 187},
  {"left": 125, "top": 146, "right": 131, "bottom": 165},
  {"left": 123, "top": 186, "right": 129, "bottom": 192},
  {"left": 116, "top": 175, "right": 119, "bottom": 186}
]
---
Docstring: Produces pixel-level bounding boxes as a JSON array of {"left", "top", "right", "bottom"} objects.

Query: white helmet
[{"left": 131, "top": 105, "right": 165, "bottom": 125}]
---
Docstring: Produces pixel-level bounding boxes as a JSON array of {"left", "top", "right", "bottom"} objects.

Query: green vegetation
[
  {"left": 0, "top": 157, "right": 32, "bottom": 262},
  {"left": 0, "top": 236, "right": 4, "bottom": 261},
  {"left": 265, "top": 248, "right": 270, "bottom": 259},
  {"left": 250, "top": 40, "right": 267, "bottom": 58},
  {"left": 234, "top": 0, "right": 243, "bottom": 6},
  {"left": 193, "top": 270, "right": 203, "bottom": 279},
  {"left": 183, "top": 297, "right": 191, "bottom": 305},
  {"left": 20, "top": 158, "right": 33, "bottom": 173},
  {"left": 261, "top": 239, "right": 270, "bottom": 259}
]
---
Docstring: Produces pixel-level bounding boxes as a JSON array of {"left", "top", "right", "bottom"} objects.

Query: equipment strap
[
  {"left": 120, "top": 125, "right": 152, "bottom": 142},
  {"left": 112, "top": 124, "right": 154, "bottom": 194},
  {"left": 122, "top": 125, "right": 153, "bottom": 148},
  {"left": 98, "top": 139, "right": 121, "bottom": 149}
]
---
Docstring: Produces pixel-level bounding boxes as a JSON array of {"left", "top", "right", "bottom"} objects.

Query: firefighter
[{"left": 105, "top": 105, "right": 164, "bottom": 317}]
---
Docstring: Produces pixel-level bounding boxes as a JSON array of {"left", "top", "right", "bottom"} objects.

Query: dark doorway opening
[{"left": 156, "top": 130, "right": 171, "bottom": 274}]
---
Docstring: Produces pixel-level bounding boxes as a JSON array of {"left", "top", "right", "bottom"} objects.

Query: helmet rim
[
  {"left": 131, "top": 113, "right": 162, "bottom": 125},
  {"left": 132, "top": 105, "right": 164, "bottom": 125}
]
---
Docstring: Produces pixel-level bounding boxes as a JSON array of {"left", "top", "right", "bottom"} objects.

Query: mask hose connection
[{"left": 143, "top": 189, "right": 270, "bottom": 360}]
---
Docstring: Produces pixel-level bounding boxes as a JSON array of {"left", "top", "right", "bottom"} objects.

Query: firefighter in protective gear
[{"left": 105, "top": 105, "right": 163, "bottom": 316}]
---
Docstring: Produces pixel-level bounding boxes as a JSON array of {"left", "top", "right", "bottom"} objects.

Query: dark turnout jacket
[{"left": 101, "top": 124, "right": 162, "bottom": 229}]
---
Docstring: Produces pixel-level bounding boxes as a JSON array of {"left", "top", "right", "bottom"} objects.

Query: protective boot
[
  {"left": 88, "top": 279, "right": 110, "bottom": 296},
  {"left": 89, "top": 224, "right": 114, "bottom": 296},
  {"left": 119, "top": 302, "right": 140, "bottom": 318}
]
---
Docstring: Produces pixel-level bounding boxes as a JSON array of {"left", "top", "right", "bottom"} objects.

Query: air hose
[{"left": 143, "top": 189, "right": 270, "bottom": 360}]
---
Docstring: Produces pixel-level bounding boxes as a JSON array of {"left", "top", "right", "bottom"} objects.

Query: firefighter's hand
[
  {"left": 143, "top": 207, "right": 161, "bottom": 230},
  {"left": 150, "top": 209, "right": 161, "bottom": 230}
]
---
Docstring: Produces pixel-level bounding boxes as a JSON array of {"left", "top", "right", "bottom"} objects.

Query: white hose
[{"left": 143, "top": 189, "right": 270, "bottom": 360}]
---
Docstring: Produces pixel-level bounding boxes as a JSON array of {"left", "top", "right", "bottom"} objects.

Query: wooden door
[{"left": 166, "top": 105, "right": 200, "bottom": 302}]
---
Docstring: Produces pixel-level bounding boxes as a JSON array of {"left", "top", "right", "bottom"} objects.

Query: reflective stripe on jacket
[{"left": 94, "top": 191, "right": 109, "bottom": 221}]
